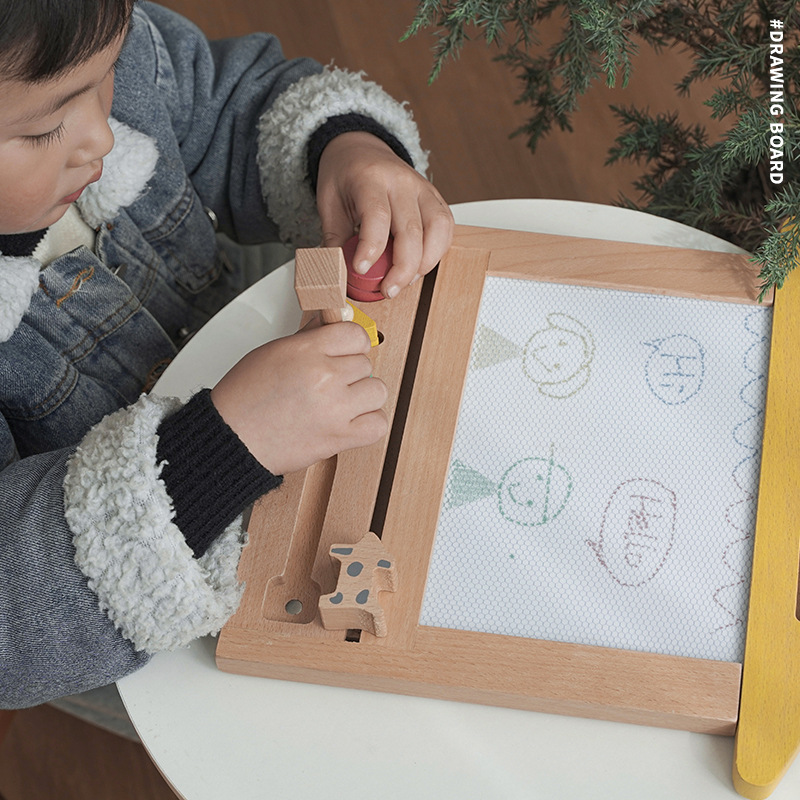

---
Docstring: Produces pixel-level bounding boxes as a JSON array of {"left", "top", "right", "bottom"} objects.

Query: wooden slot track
[{"left": 222, "top": 274, "right": 422, "bottom": 638}]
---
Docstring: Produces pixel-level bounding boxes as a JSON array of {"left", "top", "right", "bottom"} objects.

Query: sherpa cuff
[
  {"left": 256, "top": 66, "right": 429, "bottom": 246},
  {"left": 156, "top": 388, "right": 282, "bottom": 559},
  {"left": 64, "top": 394, "right": 246, "bottom": 653}
]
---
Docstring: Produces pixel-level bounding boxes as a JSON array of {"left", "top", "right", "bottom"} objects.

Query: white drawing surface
[{"left": 419, "top": 276, "right": 772, "bottom": 663}]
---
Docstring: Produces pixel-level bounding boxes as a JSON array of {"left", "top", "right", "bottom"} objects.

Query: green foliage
[{"left": 407, "top": 0, "right": 800, "bottom": 295}]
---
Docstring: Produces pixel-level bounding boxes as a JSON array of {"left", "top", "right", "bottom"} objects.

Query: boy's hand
[
  {"left": 210, "top": 323, "right": 388, "bottom": 475},
  {"left": 316, "top": 131, "right": 454, "bottom": 299}
]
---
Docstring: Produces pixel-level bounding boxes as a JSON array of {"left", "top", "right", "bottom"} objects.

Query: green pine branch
[{"left": 406, "top": 0, "right": 800, "bottom": 293}]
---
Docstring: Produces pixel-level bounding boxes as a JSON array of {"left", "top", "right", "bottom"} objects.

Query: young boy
[{"left": 0, "top": 0, "right": 453, "bottom": 708}]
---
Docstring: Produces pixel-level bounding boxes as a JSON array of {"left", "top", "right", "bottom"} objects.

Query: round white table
[{"left": 119, "top": 200, "right": 799, "bottom": 800}]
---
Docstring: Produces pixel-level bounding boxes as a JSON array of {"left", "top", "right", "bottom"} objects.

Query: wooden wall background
[
  {"left": 153, "top": 0, "right": 721, "bottom": 208},
  {"left": 0, "top": 2, "right": 719, "bottom": 798}
]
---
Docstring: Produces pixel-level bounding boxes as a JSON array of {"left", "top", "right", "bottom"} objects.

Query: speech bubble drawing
[
  {"left": 643, "top": 334, "right": 705, "bottom": 405},
  {"left": 498, "top": 450, "right": 573, "bottom": 527},
  {"left": 588, "top": 478, "right": 677, "bottom": 587}
]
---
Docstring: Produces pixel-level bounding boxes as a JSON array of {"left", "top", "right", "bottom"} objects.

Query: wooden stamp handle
[{"left": 294, "top": 247, "right": 351, "bottom": 323}]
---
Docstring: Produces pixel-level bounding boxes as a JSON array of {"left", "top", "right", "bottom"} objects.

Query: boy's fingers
[
  {"left": 346, "top": 407, "right": 390, "bottom": 448},
  {"left": 369, "top": 186, "right": 424, "bottom": 294},
  {"left": 304, "top": 321, "right": 372, "bottom": 356},
  {"left": 382, "top": 215, "right": 424, "bottom": 297},
  {"left": 351, "top": 202, "right": 392, "bottom": 275},
  {"left": 419, "top": 196, "right": 455, "bottom": 275},
  {"left": 334, "top": 353, "right": 375, "bottom": 385},
  {"left": 320, "top": 210, "right": 356, "bottom": 251},
  {"left": 380, "top": 195, "right": 453, "bottom": 298},
  {"left": 348, "top": 375, "right": 389, "bottom": 412}
]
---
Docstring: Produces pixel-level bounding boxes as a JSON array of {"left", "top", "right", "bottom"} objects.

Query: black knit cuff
[
  {"left": 306, "top": 113, "right": 415, "bottom": 192},
  {"left": 156, "top": 389, "right": 282, "bottom": 558}
]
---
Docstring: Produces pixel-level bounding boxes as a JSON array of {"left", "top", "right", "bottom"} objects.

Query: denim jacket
[{"left": 0, "top": 1, "right": 428, "bottom": 706}]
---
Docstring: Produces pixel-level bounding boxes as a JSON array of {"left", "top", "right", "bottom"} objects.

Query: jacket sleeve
[
  {"left": 0, "top": 396, "right": 249, "bottom": 708},
  {"left": 127, "top": 2, "right": 429, "bottom": 247},
  {"left": 0, "top": 414, "right": 146, "bottom": 708}
]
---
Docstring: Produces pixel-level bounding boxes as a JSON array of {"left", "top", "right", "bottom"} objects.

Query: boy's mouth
[
  {"left": 60, "top": 186, "right": 88, "bottom": 204},
  {"left": 60, "top": 165, "right": 104, "bottom": 205}
]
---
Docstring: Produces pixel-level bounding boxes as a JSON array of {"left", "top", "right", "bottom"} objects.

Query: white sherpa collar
[
  {"left": 0, "top": 118, "right": 158, "bottom": 343},
  {"left": 0, "top": 256, "right": 41, "bottom": 343},
  {"left": 77, "top": 117, "right": 159, "bottom": 229}
]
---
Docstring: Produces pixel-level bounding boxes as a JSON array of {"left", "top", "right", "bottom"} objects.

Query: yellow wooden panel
[{"left": 734, "top": 263, "right": 800, "bottom": 798}]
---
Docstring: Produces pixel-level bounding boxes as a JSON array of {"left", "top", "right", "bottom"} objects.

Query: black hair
[{"left": 0, "top": 0, "right": 135, "bottom": 83}]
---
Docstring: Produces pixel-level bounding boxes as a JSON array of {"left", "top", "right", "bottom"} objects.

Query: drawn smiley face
[
  {"left": 522, "top": 314, "right": 595, "bottom": 398},
  {"left": 498, "top": 455, "right": 573, "bottom": 527}
]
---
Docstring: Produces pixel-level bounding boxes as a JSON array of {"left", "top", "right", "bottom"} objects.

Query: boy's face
[{"left": 0, "top": 35, "right": 125, "bottom": 235}]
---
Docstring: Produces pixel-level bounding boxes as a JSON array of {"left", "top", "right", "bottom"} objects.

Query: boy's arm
[
  {"left": 0, "top": 318, "right": 386, "bottom": 707},
  {"left": 0, "top": 417, "right": 151, "bottom": 707},
  {"left": 122, "top": 3, "right": 449, "bottom": 279},
  {"left": 0, "top": 395, "right": 256, "bottom": 708},
  {"left": 125, "top": 3, "right": 424, "bottom": 240}
]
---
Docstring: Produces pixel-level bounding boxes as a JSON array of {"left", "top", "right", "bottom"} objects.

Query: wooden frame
[{"left": 217, "top": 226, "right": 798, "bottom": 792}]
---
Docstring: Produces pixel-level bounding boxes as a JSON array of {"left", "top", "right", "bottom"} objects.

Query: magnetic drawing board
[
  {"left": 421, "top": 277, "right": 771, "bottom": 664},
  {"left": 217, "top": 226, "right": 800, "bottom": 796}
]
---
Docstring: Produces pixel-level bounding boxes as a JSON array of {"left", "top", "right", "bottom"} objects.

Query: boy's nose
[
  {"left": 69, "top": 94, "right": 116, "bottom": 168},
  {"left": 78, "top": 116, "right": 115, "bottom": 167},
  {"left": 92, "top": 117, "right": 115, "bottom": 162}
]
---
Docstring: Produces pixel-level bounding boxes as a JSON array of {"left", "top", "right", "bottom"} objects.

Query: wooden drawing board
[{"left": 217, "top": 227, "right": 797, "bottom": 785}]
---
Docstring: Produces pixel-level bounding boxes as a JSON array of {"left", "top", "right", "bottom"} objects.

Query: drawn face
[
  {"left": 524, "top": 327, "right": 586, "bottom": 382},
  {"left": 498, "top": 456, "right": 573, "bottom": 527},
  {"left": 522, "top": 314, "right": 594, "bottom": 398}
]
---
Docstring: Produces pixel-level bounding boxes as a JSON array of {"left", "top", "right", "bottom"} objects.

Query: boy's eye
[{"left": 24, "top": 122, "right": 66, "bottom": 148}]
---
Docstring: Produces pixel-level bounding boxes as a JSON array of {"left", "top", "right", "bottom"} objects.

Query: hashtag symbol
[{"left": 771, "top": 19, "right": 784, "bottom": 29}]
